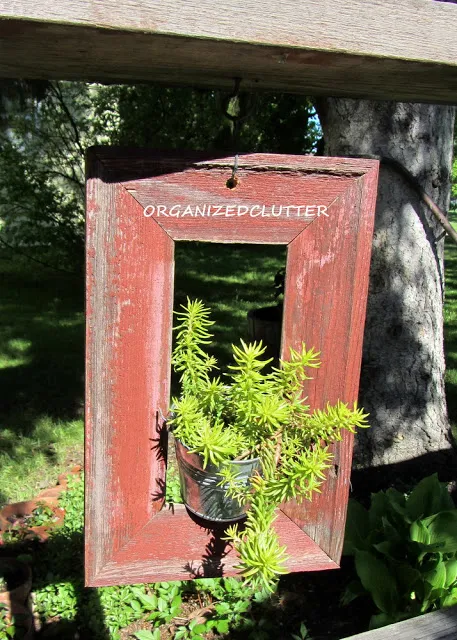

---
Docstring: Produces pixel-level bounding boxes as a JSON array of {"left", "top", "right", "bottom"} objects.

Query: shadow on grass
[
  {"left": 0, "top": 243, "right": 286, "bottom": 502},
  {"left": 0, "top": 254, "right": 85, "bottom": 437}
]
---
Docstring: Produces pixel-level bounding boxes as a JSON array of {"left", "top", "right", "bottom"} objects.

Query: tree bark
[{"left": 317, "top": 100, "right": 456, "bottom": 470}]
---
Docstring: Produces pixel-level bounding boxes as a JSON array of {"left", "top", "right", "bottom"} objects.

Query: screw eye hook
[{"left": 226, "top": 154, "right": 239, "bottom": 189}]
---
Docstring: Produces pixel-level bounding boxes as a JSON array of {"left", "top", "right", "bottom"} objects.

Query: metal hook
[{"left": 226, "top": 153, "right": 239, "bottom": 189}]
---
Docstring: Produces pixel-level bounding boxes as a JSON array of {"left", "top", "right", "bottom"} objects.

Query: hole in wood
[{"left": 226, "top": 176, "right": 239, "bottom": 189}]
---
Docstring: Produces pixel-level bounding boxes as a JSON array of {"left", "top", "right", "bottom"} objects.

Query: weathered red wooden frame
[{"left": 85, "top": 148, "right": 379, "bottom": 586}]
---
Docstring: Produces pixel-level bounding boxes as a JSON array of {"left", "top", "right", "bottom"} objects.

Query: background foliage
[{"left": 0, "top": 81, "right": 321, "bottom": 270}]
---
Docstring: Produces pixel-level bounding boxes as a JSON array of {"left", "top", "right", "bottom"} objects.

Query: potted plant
[{"left": 169, "top": 299, "right": 369, "bottom": 589}]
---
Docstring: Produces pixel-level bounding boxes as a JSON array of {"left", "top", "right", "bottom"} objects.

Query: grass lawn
[
  {"left": 0, "top": 242, "right": 286, "bottom": 504},
  {"left": 2, "top": 223, "right": 457, "bottom": 505},
  {"left": 0, "top": 249, "right": 85, "bottom": 503}
]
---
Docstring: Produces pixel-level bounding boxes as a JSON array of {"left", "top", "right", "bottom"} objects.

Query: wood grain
[
  {"left": 1, "top": 1, "right": 457, "bottom": 102},
  {"left": 85, "top": 149, "right": 379, "bottom": 586},
  {"left": 85, "top": 149, "right": 174, "bottom": 584},
  {"left": 90, "top": 506, "right": 338, "bottom": 586},
  {"left": 281, "top": 168, "right": 379, "bottom": 561},
  {"left": 342, "top": 605, "right": 457, "bottom": 639}
]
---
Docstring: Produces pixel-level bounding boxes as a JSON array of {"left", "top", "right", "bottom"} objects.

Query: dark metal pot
[{"left": 175, "top": 439, "right": 261, "bottom": 522}]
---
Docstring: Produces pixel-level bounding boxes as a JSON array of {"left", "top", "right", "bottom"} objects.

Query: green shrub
[
  {"left": 343, "top": 474, "right": 457, "bottom": 629},
  {"left": 170, "top": 299, "right": 369, "bottom": 589}
]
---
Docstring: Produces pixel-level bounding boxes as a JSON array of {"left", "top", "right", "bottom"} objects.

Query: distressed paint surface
[
  {"left": 281, "top": 173, "right": 378, "bottom": 560},
  {"left": 91, "top": 506, "right": 338, "bottom": 587},
  {"left": 85, "top": 149, "right": 378, "bottom": 585}
]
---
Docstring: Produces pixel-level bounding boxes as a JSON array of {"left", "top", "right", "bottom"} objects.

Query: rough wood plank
[
  {"left": 342, "top": 605, "right": 457, "bottom": 639},
  {"left": 1, "top": 1, "right": 457, "bottom": 103},
  {"left": 85, "top": 149, "right": 379, "bottom": 586},
  {"left": 90, "top": 506, "right": 338, "bottom": 586},
  {"left": 281, "top": 167, "right": 378, "bottom": 562},
  {"left": 123, "top": 168, "right": 354, "bottom": 244},
  {"left": 85, "top": 150, "right": 174, "bottom": 584}
]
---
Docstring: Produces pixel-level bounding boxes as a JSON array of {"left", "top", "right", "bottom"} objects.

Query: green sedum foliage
[
  {"left": 343, "top": 473, "right": 457, "bottom": 630},
  {"left": 170, "top": 299, "right": 369, "bottom": 590}
]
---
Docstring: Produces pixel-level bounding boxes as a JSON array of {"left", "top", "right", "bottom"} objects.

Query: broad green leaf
[
  {"left": 392, "top": 563, "right": 421, "bottom": 593},
  {"left": 191, "top": 624, "right": 207, "bottom": 634},
  {"left": 445, "top": 558, "right": 457, "bottom": 587},
  {"left": 369, "top": 612, "right": 397, "bottom": 630},
  {"left": 410, "top": 519, "right": 430, "bottom": 545},
  {"left": 215, "top": 603, "right": 231, "bottom": 615},
  {"left": 132, "top": 631, "right": 158, "bottom": 640},
  {"left": 344, "top": 499, "right": 370, "bottom": 555},
  {"left": 422, "top": 511, "right": 457, "bottom": 553},
  {"left": 406, "top": 474, "right": 453, "bottom": 521},
  {"left": 381, "top": 516, "right": 402, "bottom": 542},
  {"left": 423, "top": 561, "right": 446, "bottom": 592},
  {"left": 355, "top": 550, "right": 398, "bottom": 615},
  {"left": 421, "top": 587, "right": 446, "bottom": 613},
  {"left": 171, "top": 595, "right": 182, "bottom": 608},
  {"left": 369, "top": 492, "right": 391, "bottom": 529},
  {"left": 131, "top": 588, "right": 158, "bottom": 610},
  {"left": 441, "top": 587, "right": 457, "bottom": 608},
  {"left": 216, "top": 619, "right": 230, "bottom": 634},
  {"left": 130, "top": 599, "right": 141, "bottom": 611},
  {"left": 385, "top": 488, "right": 407, "bottom": 514},
  {"left": 374, "top": 540, "right": 401, "bottom": 560},
  {"left": 341, "top": 579, "right": 367, "bottom": 605}
]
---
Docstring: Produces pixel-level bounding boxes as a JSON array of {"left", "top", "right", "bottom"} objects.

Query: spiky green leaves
[
  {"left": 170, "top": 299, "right": 370, "bottom": 590},
  {"left": 170, "top": 396, "right": 245, "bottom": 467},
  {"left": 225, "top": 493, "right": 288, "bottom": 591},
  {"left": 172, "top": 298, "right": 218, "bottom": 394}
]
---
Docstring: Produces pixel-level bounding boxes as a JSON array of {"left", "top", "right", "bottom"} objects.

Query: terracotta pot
[
  {"left": 57, "top": 465, "right": 82, "bottom": 488},
  {"left": 0, "top": 557, "right": 32, "bottom": 606},
  {"left": 0, "top": 501, "right": 65, "bottom": 543},
  {"left": 1, "top": 601, "right": 34, "bottom": 639}
]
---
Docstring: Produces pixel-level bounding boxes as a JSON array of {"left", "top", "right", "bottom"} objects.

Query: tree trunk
[{"left": 317, "top": 99, "right": 456, "bottom": 472}]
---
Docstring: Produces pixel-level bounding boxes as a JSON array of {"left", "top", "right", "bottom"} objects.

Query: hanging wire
[
  {"left": 222, "top": 78, "right": 253, "bottom": 189},
  {"left": 226, "top": 153, "right": 239, "bottom": 190}
]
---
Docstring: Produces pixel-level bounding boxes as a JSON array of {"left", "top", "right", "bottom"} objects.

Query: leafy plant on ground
[
  {"left": 165, "top": 462, "right": 183, "bottom": 505},
  {"left": 170, "top": 299, "right": 369, "bottom": 589},
  {"left": 25, "top": 502, "right": 57, "bottom": 526},
  {"left": 0, "top": 603, "right": 29, "bottom": 640},
  {"left": 131, "top": 582, "right": 182, "bottom": 627},
  {"left": 0, "top": 603, "right": 14, "bottom": 639},
  {"left": 291, "top": 623, "right": 312, "bottom": 640},
  {"left": 343, "top": 473, "right": 457, "bottom": 629}
]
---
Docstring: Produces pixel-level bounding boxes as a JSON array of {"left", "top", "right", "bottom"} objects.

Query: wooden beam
[
  {"left": 342, "top": 606, "right": 457, "bottom": 639},
  {"left": 1, "top": 1, "right": 457, "bottom": 103}
]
